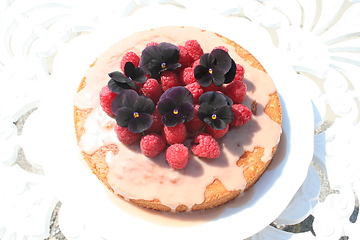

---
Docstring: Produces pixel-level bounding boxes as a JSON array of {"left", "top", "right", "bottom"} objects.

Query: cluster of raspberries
[{"left": 99, "top": 40, "right": 252, "bottom": 169}]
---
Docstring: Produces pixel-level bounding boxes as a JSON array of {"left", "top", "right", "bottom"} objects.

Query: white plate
[{"left": 28, "top": 5, "right": 314, "bottom": 240}]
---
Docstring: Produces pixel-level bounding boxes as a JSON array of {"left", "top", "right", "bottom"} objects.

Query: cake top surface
[{"left": 74, "top": 26, "right": 282, "bottom": 211}]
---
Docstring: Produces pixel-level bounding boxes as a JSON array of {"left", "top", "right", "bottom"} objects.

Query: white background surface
[{"left": 1, "top": 1, "right": 359, "bottom": 239}]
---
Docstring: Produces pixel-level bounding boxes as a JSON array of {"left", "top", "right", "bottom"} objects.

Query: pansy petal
[
  {"left": 114, "top": 107, "right": 134, "bottom": 127},
  {"left": 215, "top": 105, "right": 234, "bottom": 124},
  {"left": 166, "top": 86, "right": 194, "bottom": 104},
  {"left": 148, "top": 59, "right": 163, "bottom": 79},
  {"left": 211, "top": 69, "right": 226, "bottom": 87},
  {"left": 224, "top": 94, "right": 233, "bottom": 106},
  {"left": 133, "top": 67, "right": 147, "bottom": 83},
  {"left": 127, "top": 80, "right": 138, "bottom": 90},
  {"left": 194, "top": 65, "right": 209, "bottom": 79},
  {"left": 140, "top": 45, "right": 162, "bottom": 71},
  {"left": 199, "top": 91, "right": 227, "bottom": 108},
  {"left": 203, "top": 117, "right": 213, "bottom": 127},
  {"left": 198, "top": 91, "right": 212, "bottom": 104},
  {"left": 128, "top": 113, "right": 153, "bottom": 133},
  {"left": 179, "top": 102, "right": 194, "bottom": 121},
  {"left": 212, "top": 118, "right": 228, "bottom": 130},
  {"left": 224, "top": 59, "right": 236, "bottom": 84},
  {"left": 200, "top": 53, "right": 215, "bottom": 68},
  {"left": 197, "top": 74, "right": 213, "bottom": 87},
  {"left": 109, "top": 71, "right": 129, "bottom": 83},
  {"left": 112, "top": 89, "right": 139, "bottom": 113},
  {"left": 124, "top": 62, "right": 136, "bottom": 77},
  {"left": 212, "top": 92, "right": 228, "bottom": 109},
  {"left": 108, "top": 79, "right": 129, "bottom": 94},
  {"left": 166, "top": 62, "right": 182, "bottom": 71},
  {"left": 158, "top": 97, "right": 177, "bottom": 115},
  {"left": 158, "top": 42, "right": 179, "bottom": 63},
  {"left": 211, "top": 49, "right": 232, "bottom": 73},
  {"left": 198, "top": 102, "right": 213, "bottom": 121},
  {"left": 161, "top": 111, "right": 185, "bottom": 127},
  {"left": 134, "top": 95, "right": 155, "bottom": 114}
]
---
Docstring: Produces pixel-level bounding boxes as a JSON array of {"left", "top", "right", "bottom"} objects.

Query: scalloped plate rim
[{"left": 29, "top": 5, "right": 314, "bottom": 240}]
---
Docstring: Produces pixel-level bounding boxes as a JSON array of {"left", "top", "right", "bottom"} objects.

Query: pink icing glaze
[{"left": 74, "top": 26, "right": 282, "bottom": 211}]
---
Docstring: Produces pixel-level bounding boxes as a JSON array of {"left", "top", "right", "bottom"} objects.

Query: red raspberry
[
  {"left": 192, "top": 59, "right": 201, "bottom": 68},
  {"left": 114, "top": 125, "right": 141, "bottom": 145},
  {"left": 230, "top": 104, "right": 252, "bottom": 127},
  {"left": 146, "top": 42, "right": 158, "bottom": 47},
  {"left": 202, "top": 83, "right": 222, "bottom": 92},
  {"left": 185, "top": 82, "right": 203, "bottom": 104},
  {"left": 177, "top": 45, "right": 192, "bottom": 70},
  {"left": 165, "top": 144, "right": 189, "bottom": 169},
  {"left": 162, "top": 123, "right": 187, "bottom": 145},
  {"left": 99, "top": 85, "right": 117, "bottom": 118},
  {"left": 185, "top": 105, "right": 203, "bottom": 133},
  {"left": 192, "top": 133, "right": 220, "bottom": 158},
  {"left": 185, "top": 40, "right": 204, "bottom": 62},
  {"left": 213, "top": 46, "right": 228, "bottom": 52},
  {"left": 141, "top": 78, "right": 163, "bottom": 103},
  {"left": 140, "top": 133, "right": 166, "bottom": 157},
  {"left": 160, "top": 71, "right": 181, "bottom": 91},
  {"left": 234, "top": 64, "right": 245, "bottom": 81},
  {"left": 120, "top": 51, "right": 140, "bottom": 72},
  {"left": 223, "top": 80, "right": 247, "bottom": 104},
  {"left": 145, "top": 109, "right": 163, "bottom": 134},
  {"left": 205, "top": 124, "right": 229, "bottom": 139},
  {"left": 180, "top": 67, "right": 197, "bottom": 85}
]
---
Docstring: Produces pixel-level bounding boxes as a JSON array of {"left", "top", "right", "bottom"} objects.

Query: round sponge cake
[{"left": 74, "top": 26, "right": 282, "bottom": 212}]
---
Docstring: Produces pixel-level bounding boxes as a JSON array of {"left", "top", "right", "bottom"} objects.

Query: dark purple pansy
[
  {"left": 140, "top": 42, "right": 181, "bottom": 80},
  {"left": 108, "top": 62, "right": 147, "bottom": 94},
  {"left": 198, "top": 91, "right": 234, "bottom": 130},
  {"left": 194, "top": 49, "right": 236, "bottom": 87},
  {"left": 157, "top": 86, "right": 194, "bottom": 127},
  {"left": 112, "top": 89, "right": 155, "bottom": 133}
]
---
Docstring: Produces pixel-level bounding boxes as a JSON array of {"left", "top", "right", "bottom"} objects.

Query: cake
[{"left": 74, "top": 26, "right": 282, "bottom": 212}]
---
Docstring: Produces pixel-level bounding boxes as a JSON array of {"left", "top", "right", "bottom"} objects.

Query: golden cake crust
[{"left": 74, "top": 27, "right": 282, "bottom": 212}]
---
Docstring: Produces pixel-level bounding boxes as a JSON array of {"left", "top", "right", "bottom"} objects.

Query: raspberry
[
  {"left": 234, "top": 64, "right": 245, "bottom": 81},
  {"left": 213, "top": 46, "right": 228, "bottom": 52},
  {"left": 185, "top": 40, "right": 204, "bottom": 62},
  {"left": 180, "top": 67, "right": 197, "bottom": 85},
  {"left": 185, "top": 105, "right": 203, "bottom": 132},
  {"left": 192, "top": 59, "right": 201, "bottom": 68},
  {"left": 146, "top": 42, "right": 158, "bottom": 47},
  {"left": 191, "top": 133, "right": 220, "bottom": 158},
  {"left": 99, "top": 85, "right": 117, "bottom": 118},
  {"left": 145, "top": 109, "right": 163, "bottom": 134},
  {"left": 162, "top": 123, "right": 187, "bottom": 145},
  {"left": 114, "top": 125, "right": 141, "bottom": 145},
  {"left": 120, "top": 51, "right": 140, "bottom": 72},
  {"left": 177, "top": 45, "right": 192, "bottom": 70},
  {"left": 202, "top": 83, "right": 222, "bottom": 92},
  {"left": 205, "top": 124, "right": 229, "bottom": 139},
  {"left": 185, "top": 82, "right": 203, "bottom": 104},
  {"left": 140, "top": 133, "right": 166, "bottom": 157},
  {"left": 165, "top": 144, "right": 189, "bottom": 169},
  {"left": 141, "top": 78, "right": 163, "bottom": 103},
  {"left": 223, "top": 80, "right": 247, "bottom": 104},
  {"left": 160, "top": 71, "right": 181, "bottom": 91},
  {"left": 230, "top": 104, "right": 252, "bottom": 127}
]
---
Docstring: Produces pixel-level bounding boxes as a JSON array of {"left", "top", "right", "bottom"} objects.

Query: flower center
[
  {"left": 211, "top": 114, "right": 217, "bottom": 120},
  {"left": 161, "top": 62, "right": 167, "bottom": 69},
  {"left": 208, "top": 68, "right": 213, "bottom": 74},
  {"left": 173, "top": 109, "right": 179, "bottom": 115},
  {"left": 133, "top": 112, "right": 140, "bottom": 118}
]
